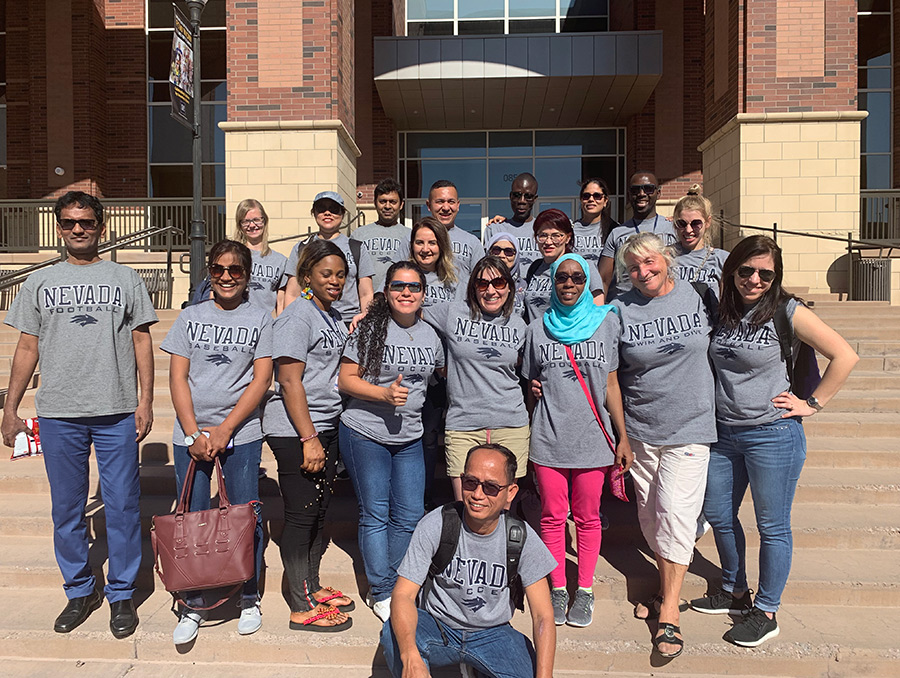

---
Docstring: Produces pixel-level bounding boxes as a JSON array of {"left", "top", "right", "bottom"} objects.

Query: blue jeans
[
  {"left": 39, "top": 414, "right": 141, "bottom": 602},
  {"left": 703, "top": 418, "right": 806, "bottom": 613},
  {"left": 173, "top": 440, "right": 264, "bottom": 602},
  {"left": 339, "top": 422, "right": 424, "bottom": 601},
  {"left": 380, "top": 612, "right": 537, "bottom": 678}
]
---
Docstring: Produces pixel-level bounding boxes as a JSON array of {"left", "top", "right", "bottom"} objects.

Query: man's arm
[
  {"left": 132, "top": 324, "right": 154, "bottom": 443},
  {"left": 524, "top": 578, "right": 556, "bottom": 678},
  {"left": 1, "top": 333, "right": 39, "bottom": 447},
  {"left": 390, "top": 576, "right": 431, "bottom": 678},
  {"left": 598, "top": 255, "right": 614, "bottom": 294}
]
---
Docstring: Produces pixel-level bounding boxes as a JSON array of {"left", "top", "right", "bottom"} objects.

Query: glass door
[{"left": 406, "top": 200, "right": 487, "bottom": 240}]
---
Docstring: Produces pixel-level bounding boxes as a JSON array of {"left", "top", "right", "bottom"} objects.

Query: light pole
[{"left": 186, "top": 0, "right": 208, "bottom": 296}]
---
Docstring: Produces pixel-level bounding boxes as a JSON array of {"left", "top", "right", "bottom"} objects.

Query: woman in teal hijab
[{"left": 521, "top": 253, "right": 632, "bottom": 628}]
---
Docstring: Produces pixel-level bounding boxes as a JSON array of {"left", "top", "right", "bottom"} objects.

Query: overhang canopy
[{"left": 374, "top": 32, "right": 663, "bottom": 130}]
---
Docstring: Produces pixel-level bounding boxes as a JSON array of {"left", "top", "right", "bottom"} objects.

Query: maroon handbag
[
  {"left": 565, "top": 345, "right": 629, "bottom": 502},
  {"left": 151, "top": 456, "right": 257, "bottom": 609}
]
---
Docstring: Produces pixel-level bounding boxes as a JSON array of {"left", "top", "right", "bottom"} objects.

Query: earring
[{"left": 301, "top": 283, "right": 313, "bottom": 300}]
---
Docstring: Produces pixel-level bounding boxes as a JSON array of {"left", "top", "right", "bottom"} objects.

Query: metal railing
[
  {"left": 268, "top": 209, "right": 367, "bottom": 246},
  {"left": 0, "top": 198, "right": 226, "bottom": 252},
  {"left": 716, "top": 214, "right": 898, "bottom": 301},
  {"left": 860, "top": 190, "right": 900, "bottom": 243}
]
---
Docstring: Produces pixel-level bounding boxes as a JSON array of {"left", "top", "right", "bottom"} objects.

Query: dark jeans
[{"left": 267, "top": 429, "right": 339, "bottom": 612}]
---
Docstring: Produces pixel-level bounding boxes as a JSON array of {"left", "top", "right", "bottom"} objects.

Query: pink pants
[{"left": 533, "top": 463, "right": 609, "bottom": 589}]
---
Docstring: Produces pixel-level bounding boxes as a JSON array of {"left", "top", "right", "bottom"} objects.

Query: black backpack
[
  {"left": 690, "top": 281, "right": 719, "bottom": 325},
  {"left": 773, "top": 299, "right": 822, "bottom": 400},
  {"left": 420, "top": 502, "right": 527, "bottom": 612}
]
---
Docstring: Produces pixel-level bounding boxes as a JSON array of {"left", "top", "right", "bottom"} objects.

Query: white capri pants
[{"left": 629, "top": 440, "right": 710, "bottom": 566}]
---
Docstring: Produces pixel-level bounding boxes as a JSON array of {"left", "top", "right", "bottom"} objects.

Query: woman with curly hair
[
  {"left": 409, "top": 216, "right": 461, "bottom": 307},
  {"left": 338, "top": 261, "right": 445, "bottom": 623}
]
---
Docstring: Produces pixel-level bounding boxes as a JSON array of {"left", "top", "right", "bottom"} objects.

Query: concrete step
[
  {"left": 0, "top": 588, "right": 897, "bottom": 678},
  {"left": 801, "top": 412, "right": 900, "bottom": 438},
  {"left": 842, "top": 370, "right": 900, "bottom": 389},
  {"left": 819, "top": 354, "right": 900, "bottom": 372},
  {"left": 824, "top": 390, "right": 900, "bottom": 413}
]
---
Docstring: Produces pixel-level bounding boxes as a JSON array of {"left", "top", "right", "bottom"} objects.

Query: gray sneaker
[
  {"left": 550, "top": 589, "right": 568, "bottom": 626},
  {"left": 237, "top": 598, "right": 262, "bottom": 635},
  {"left": 566, "top": 589, "right": 594, "bottom": 628},
  {"left": 173, "top": 609, "right": 205, "bottom": 645}
]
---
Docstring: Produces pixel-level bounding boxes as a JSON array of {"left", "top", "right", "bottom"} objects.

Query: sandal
[
  {"left": 289, "top": 604, "right": 353, "bottom": 633},
  {"left": 653, "top": 623, "right": 684, "bottom": 658},
  {"left": 314, "top": 586, "right": 356, "bottom": 612},
  {"left": 634, "top": 594, "right": 663, "bottom": 620}
]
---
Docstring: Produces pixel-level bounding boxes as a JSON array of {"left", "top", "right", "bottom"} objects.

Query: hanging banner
[{"left": 169, "top": 6, "right": 195, "bottom": 131}]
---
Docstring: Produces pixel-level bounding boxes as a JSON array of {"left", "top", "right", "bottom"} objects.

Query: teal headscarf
[{"left": 543, "top": 253, "right": 618, "bottom": 346}]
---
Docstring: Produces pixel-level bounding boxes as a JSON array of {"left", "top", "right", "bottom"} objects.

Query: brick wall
[{"left": 228, "top": 0, "right": 356, "bottom": 137}]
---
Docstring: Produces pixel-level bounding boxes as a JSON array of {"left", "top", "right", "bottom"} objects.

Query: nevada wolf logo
[
  {"left": 657, "top": 343, "right": 685, "bottom": 356},
  {"left": 476, "top": 347, "right": 502, "bottom": 359},
  {"left": 403, "top": 373, "right": 425, "bottom": 384},
  {"left": 206, "top": 354, "right": 233, "bottom": 366},
  {"left": 70, "top": 315, "right": 98, "bottom": 327}
]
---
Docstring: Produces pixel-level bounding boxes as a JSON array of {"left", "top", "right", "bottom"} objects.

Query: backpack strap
[
  {"left": 348, "top": 237, "right": 362, "bottom": 270},
  {"left": 505, "top": 510, "right": 527, "bottom": 612},
  {"left": 525, "top": 258, "right": 544, "bottom": 286},
  {"left": 772, "top": 298, "right": 794, "bottom": 389},
  {"left": 690, "top": 281, "right": 719, "bottom": 328},
  {"left": 420, "top": 502, "right": 463, "bottom": 607}
]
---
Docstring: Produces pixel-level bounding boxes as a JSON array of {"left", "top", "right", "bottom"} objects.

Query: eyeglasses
[
  {"left": 460, "top": 473, "right": 510, "bottom": 497},
  {"left": 240, "top": 218, "right": 265, "bottom": 227},
  {"left": 509, "top": 191, "right": 537, "bottom": 201},
  {"left": 554, "top": 271, "right": 587, "bottom": 285},
  {"left": 736, "top": 265, "right": 776, "bottom": 283},
  {"left": 629, "top": 184, "right": 658, "bottom": 196},
  {"left": 581, "top": 191, "right": 607, "bottom": 202},
  {"left": 59, "top": 219, "right": 99, "bottom": 231},
  {"left": 675, "top": 219, "right": 705, "bottom": 230},
  {"left": 209, "top": 264, "right": 247, "bottom": 280},
  {"left": 536, "top": 232, "right": 567, "bottom": 243},
  {"left": 388, "top": 281, "right": 423, "bottom": 294},
  {"left": 475, "top": 276, "right": 509, "bottom": 292},
  {"left": 489, "top": 246, "right": 517, "bottom": 258}
]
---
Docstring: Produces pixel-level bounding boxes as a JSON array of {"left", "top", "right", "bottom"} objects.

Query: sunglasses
[
  {"left": 489, "top": 246, "right": 517, "bottom": 258},
  {"left": 388, "top": 281, "right": 423, "bottom": 293},
  {"left": 59, "top": 219, "right": 99, "bottom": 231},
  {"left": 460, "top": 473, "right": 510, "bottom": 497},
  {"left": 629, "top": 184, "right": 658, "bottom": 196},
  {"left": 509, "top": 191, "right": 537, "bottom": 201},
  {"left": 209, "top": 264, "right": 247, "bottom": 280},
  {"left": 475, "top": 276, "right": 509, "bottom": 292},
  {"left": 737, "top": 265, "right": 776, "bottom": 283},
  {"left": 581, "top": 191, "right": 607, "bottom": 202},
  {"left": 675, "top": 219, "right": 705, "bottom": 230},
  {"left": 554, "top": 271, "right": 587, "bottom": 285}
]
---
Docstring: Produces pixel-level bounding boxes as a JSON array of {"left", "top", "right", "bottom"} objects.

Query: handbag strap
[
  {"left": 176, "top": 455, "right": 232, "bottom": 512},
  {"left": 213, "top": 456, "right": 232, "bottom": 508},
  {"left": 171, "top": 584, "right": 245, "bottom": 612},
  {"left": 565, "top": 345, "right": 616, "bottom": 454}
]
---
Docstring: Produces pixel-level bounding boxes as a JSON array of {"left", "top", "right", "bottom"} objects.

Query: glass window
[
  {"left": 561, "top": 17, "right": 608, "bottom": 32},
  {"left": 489, "top": 131, "right": 533, "bottom": 156},
  {"left": 457, "top": 0, "right": 503, "bottom": 19},
  {"left": 420, "top": 159, "right": 487, "bottom": 198},
  {"left": 509, "top": 20, "right": 556, "bottom": 34},
  {"left": 458, "top": 20, "right": 505, "bottom": 35},
  {"left": 510, "top": 1, "right": 557, "bottom": 18},
  {"left": 149, "top": 0, "right": 226, "bottom": 29},
  {"left": 150, "top": 164, "right": 222, "bottom": 198},
  {"left": 406, "top": 132, "right": 486, "bottom": 159},
  {"left": 407, "top": 22, "right": 454, "bottom": 36},
  {"left": 488, "top": 158, "right": 534, "bottom": 196},
  {"left": 862, "top": 155, "right": 891, "bottom": 190},
  {"left": 858, "top": 15, "right": 891, "bottom": 68},
  {"left": 149, "top": 104, "right": 224, "bottom": 164},
  {"left": 859, "top": 68, "right": 891, "bottom": 90},
  {"left": 407, "top": 0, "right": 454, "bottom": 21},
  {"left": 536, "top": 129, "right": 617, "bottom": 156},
  {"left": 0, "top": 107, "right": 6, "bottom": 166},
  {"left": 860, "top": 92, "right": 891, "bottom": 154}
]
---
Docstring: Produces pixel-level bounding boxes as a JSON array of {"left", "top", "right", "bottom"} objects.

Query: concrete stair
[{"left": 1, "top": 304, "right": 899, "bottom": 677}]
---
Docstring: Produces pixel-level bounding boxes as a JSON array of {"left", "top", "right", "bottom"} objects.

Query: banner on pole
[{"left": 169, "top": 6, "right": 195, "bottom": 132}]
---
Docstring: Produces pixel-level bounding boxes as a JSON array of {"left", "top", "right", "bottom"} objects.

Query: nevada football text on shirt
[
  {"left": 42, "top": 285, "right": 124, "bottom": 315},
  {"left": 186, "top": 320, "right": 262, "bottom": 353},
  {"left": 538, "top": 339, "right": 607, "bottom": 370}
]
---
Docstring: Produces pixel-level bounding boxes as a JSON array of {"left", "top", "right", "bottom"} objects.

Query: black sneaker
[
  {"left": 724, "top": 606, "right": 779, "bottom": 647},
  {"left": 690, "top": 588, "right": 753, "bottom": 615}
]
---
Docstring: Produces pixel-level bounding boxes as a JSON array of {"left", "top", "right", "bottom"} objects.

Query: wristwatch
[
  {"left": 184, "top": 430, "right": 203, "bottom": 446},
  {"left": 806, "top": 396, "right": 823, "bottom": 412}
]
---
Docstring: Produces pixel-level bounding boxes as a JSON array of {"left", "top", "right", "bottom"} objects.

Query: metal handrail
[
  {"left": 0, "top": 224, "right": 177, "bottom": 291},
  {"left": 268, "top": 209, "right": 367, "bottom": 245}
]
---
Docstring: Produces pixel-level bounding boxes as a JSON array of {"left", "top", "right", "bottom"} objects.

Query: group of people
[{"left": 0, "top": 174, "right": 858, "bottom": 677}]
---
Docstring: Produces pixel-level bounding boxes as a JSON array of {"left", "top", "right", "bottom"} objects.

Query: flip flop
[
  {"left": 634, "top": 594, "right": 663, "bottom": 620},
  {"left": 653, "top": 623, "right": 684, "bottom": 658},
  {"left": 289, "top": 604, "right": 353, "bottom": 633},
  {"left": 314, "top": 586, "right": 356, "bottom": 612}
]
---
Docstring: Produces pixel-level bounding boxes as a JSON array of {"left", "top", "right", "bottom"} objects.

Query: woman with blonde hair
[
  {"left": 671, "top": 194, "right": 729, "bottom": 296},
  {"left": 233, "top": 198, "right": 289, "bottom": 313}
]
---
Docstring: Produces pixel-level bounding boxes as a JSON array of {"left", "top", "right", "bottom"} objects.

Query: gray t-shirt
[
  {"left": 398, "top": 509, "right": 556, "bottom": 631},
  {"left": 600, "top": 215, "right": 677, "bottom": 298},
  {"left": 571, "top": 219, "right": 605, "bottom": 263},
  {"left": 523, "top": 259, "right": 604, "bottom": 324},
  {"left": 672, "top": 245, "right": 729, "bottom": 297},
  {"left": 423, "top": 301, "right": 528, "bottom": 431},
  {"left": 263, "top": 298, "right": 348, "bottom": 436},
  {"left": 483, "top": 218, "right": 539, "bottom": 268},
  {"left": 522, "top": 314, "right": 620, "bottom": 468},
  {"left": 423, "top": 270, "right": 463, "bottom": 308},
  {"left": 287, "top": 233, "right": 375, "bottom": 318},
  {"left": 710, "top": 299, "right": 800, "bottom": 427},
  {"left": 350, "top": 222, "right": 412, "bottom": 291},
  {"left": 160, "top": 299, "right": 273, "bottom": 445},
  {"left": 340, "top": 319, "right": 445, "bottom": 445},
  {"left": 5, "top": 260, "right": 158, "bottom": 418},
  {"left": 248, "top": 249, "right": 288, "bottom": 312},
  {"left": 611, "top": 280, "right": 717, "bottom": 446},
  {"left": 447, "top": 226, "right": 485, "bottom": 281}
]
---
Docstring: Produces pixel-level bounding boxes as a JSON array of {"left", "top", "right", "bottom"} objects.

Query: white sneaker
[
  {"left": 173, "top": 609, "right": 204, "bottom": 645},
  {"left": 373, "top": 597, "right": 392, "bottom": 622},
  {"left": 237, "top": 599, "right": 262, "bottom": 635}
]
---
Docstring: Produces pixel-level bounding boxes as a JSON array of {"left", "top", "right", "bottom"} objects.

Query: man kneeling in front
[{"left": 381, "top": 444, "right": 556, "bottom": 678}]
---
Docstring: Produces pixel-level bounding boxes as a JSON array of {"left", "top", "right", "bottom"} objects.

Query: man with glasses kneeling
[{"left": 381, "top": 444, "right": 557, "bottom": 678}]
